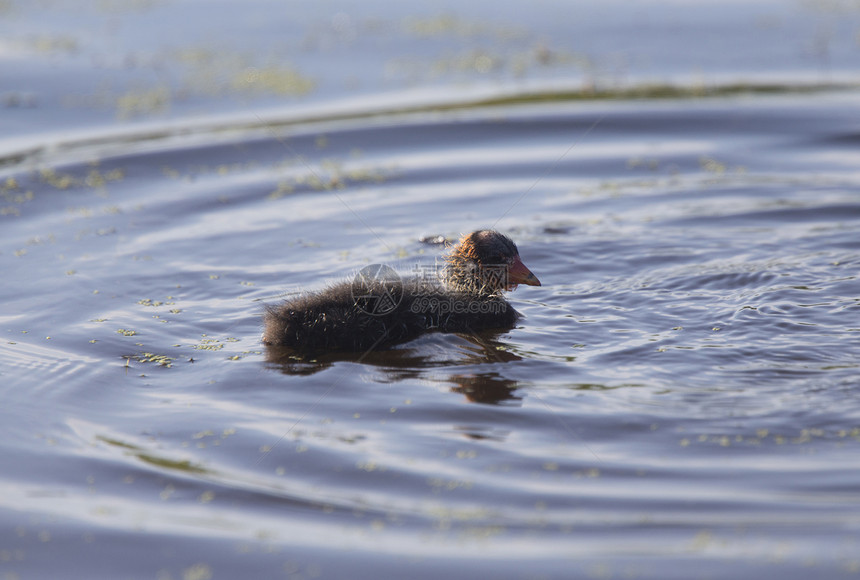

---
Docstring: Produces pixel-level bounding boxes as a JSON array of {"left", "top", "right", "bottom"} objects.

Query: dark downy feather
[{"left": 262, "top": 230, "right": 536, "bottom": 352}]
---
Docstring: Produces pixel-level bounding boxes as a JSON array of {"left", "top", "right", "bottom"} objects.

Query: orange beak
[{"left": 507, "top": 255, "right": 541, "bottom": 290}]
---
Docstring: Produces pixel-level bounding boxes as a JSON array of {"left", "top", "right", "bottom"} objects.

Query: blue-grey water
[{"left": 2, "top": 1, "right": 860, "bottom": 579}]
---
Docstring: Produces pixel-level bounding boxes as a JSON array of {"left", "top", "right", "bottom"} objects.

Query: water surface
[{"left": 3, "top": 92, "right": 860, "bottom": 579}]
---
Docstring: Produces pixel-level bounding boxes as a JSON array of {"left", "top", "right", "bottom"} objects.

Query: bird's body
[{"left": 262, "top": 230, "right": 540, "bottom": 352}]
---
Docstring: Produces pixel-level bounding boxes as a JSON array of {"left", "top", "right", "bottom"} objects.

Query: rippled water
[{"left": 3, "top": 90, "right": 860, "bottom": 578}]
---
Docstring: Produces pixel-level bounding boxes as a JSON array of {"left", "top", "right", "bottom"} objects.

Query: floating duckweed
[
  {"left": 267, "top": 181, "right": 295, "bottom": 200},
  {"left": 85, "top": 168, "right": 125, "bottom": 189},
  {"left": 68, "top": 207, "right": 93, "bottom": 217},
  {"left": 267, "top": 162, "right": 390, "bottom": 199},
  {"left": 627, "top": 157, "right": 661, "bottom": 170},
  {"left": 30, "top": 34, "right": 78, "bottom": 54},
  {"left": 1, "top": 186, "right": 34, "bottom": 205},
  {"left": 427, "top": 477, "right": 472, "bottom": 491},
  {"left": 116, "top": 86, "right": 170, "bottom": 120},
  {"left": 132, "top": 352, "right": 175, "bottom": 367},
  {"left": 230, "top": 65, "right": 315, "bottom": 96},
  {"left": 357, "top": 461, "right": 384, "bottom": 472},
  {"left": 117, "top": 328, "right": 138, "bottom": 336},
  {"left": 679, "top": 427, "right": 860, "bottom": 448},
  {"left": 194, "top": 338, "right": 224, "bottom": 351},
  {"left": 403, "top": 14, "right": 519, "bottom": 38},
  {"left": 40, "top": 168, "right": 77, "bottom": 189}
]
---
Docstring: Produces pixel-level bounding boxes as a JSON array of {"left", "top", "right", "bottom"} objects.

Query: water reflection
[
  {"left": 265, "top": 331, "right": 522, "bottom": 370},
  {"left": 449, "top": 372, "right": 522, "bottom": 405},
  {"left": 264, "top": 332, "right": 525, "bottom": 412}
]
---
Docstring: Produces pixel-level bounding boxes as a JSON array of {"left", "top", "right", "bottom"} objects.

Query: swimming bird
[{"left": 262, "top": 230, "right": 540, "bottom": 352}]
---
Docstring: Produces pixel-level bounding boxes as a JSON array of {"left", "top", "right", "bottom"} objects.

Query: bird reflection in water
[
  {"left": 264, "top": 329, "right": 525, "bottom": 405},
  {"left": 448, "top": 372, "right": 522, "bottom": 405}
]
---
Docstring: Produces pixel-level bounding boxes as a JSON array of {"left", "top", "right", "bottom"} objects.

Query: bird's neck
[{"left": 444, "top": 261, "right": 504, "bottom": 296}]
